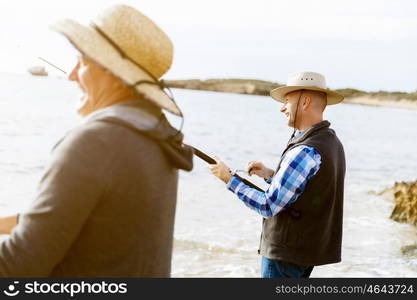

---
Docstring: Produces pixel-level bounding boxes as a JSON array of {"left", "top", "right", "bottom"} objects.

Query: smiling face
[
  {"left": 279, "top": 89, "right": 328, "bottom": 130},
  {"left": 67, "top": 56, "right": 106, "bottom": 116},
  {"left": 280, "top": 90, "right": 303, "bottom": 128},
  {"left": 67, "top": 55, "right": 134, "bottom": 116}
]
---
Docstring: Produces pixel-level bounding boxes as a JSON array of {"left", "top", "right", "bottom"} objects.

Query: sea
[{"left": 0, "top": 73, "right": 416, "bottom": 277}]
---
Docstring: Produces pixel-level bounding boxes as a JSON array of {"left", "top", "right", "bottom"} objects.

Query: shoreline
[
  {"left": 164, "top": 79, "right": 417, "bottom": 111},
  {"left": 343, "top": 96, "right": 417, "bottom": 111}
]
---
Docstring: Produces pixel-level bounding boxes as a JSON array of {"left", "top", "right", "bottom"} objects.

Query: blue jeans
[{"left": 261, "top": 256, "right": 314, "bottom": 278}]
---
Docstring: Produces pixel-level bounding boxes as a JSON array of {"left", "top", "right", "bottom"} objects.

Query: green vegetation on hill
[{"left": 164, "top": 78, "right": 417, "bottom": 101}]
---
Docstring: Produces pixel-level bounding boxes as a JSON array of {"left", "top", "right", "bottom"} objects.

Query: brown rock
[
  {"left": 401, "top": 244, "right": 417, "bottom": 257},
  {"left": 390, "top": 181, "right": 417, "bottom": 226}
]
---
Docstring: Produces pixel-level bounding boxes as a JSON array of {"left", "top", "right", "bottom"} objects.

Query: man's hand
[
  {"left": 208, "top": 157, "right": 232, "bottom": 184},
  {"left": 246, "top": 161, "right": 274, "bottom": 179}
]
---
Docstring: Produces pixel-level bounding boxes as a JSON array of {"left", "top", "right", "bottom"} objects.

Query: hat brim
[
  {"left": 52, "top": 19, "right": 182, "bottom": 116},
  {"left": 270, "top": 86, "right": 344, "bottom": 105}
]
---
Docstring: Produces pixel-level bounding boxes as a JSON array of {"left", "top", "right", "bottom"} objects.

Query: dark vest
[{"left": 260, "top": 120, "right": 346, "bottom": 266}]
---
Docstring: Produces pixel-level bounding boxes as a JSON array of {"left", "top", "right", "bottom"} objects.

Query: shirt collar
[{"left": 294, "top": 129, "right": 304, "bottom": 138}]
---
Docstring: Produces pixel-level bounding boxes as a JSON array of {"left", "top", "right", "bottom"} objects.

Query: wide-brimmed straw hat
[
  {"left": 52, "top": 5, "right": 182, "bottom": 116},
  {"left": 270, "top": 72, "right": 344, "bottom": 105}
]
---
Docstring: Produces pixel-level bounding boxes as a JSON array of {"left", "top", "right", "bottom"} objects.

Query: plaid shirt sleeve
[{"left": 226, "top": 145, "right": 321, "bottom": 218}]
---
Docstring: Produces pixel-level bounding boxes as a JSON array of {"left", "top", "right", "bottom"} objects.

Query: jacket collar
[
  {"left": 84, "top": 100, "right": 161, "bottom": 131},
  {"left": 83, "top": 100, "right": 194, "bottom": 171}
]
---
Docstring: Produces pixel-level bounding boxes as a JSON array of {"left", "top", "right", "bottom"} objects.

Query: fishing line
[
  {"left": 38, "top": 57, "right": 67, "bottom": 74},
  {"left": 38, "top": 57, "right": 184, "bottom": 139},
  {"left": 37, "top": 58, "right": 262, "bottom": 193}
]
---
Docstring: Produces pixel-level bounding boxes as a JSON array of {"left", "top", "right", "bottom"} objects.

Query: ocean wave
[{"left": 173, "top": 238, "right": 254, "bottom": 255}]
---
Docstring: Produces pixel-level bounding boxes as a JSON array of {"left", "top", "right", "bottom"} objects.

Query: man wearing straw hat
[
  {"left": 210, "top": 72, "right": 346, "bottom": 278},
  {"left": 0, "top": 5, "right": 193, "bottom": 277}
]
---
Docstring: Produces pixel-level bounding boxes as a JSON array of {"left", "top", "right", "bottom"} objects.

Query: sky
[{"left": 1, "top": 0, "right": 417, "bottom": 92}]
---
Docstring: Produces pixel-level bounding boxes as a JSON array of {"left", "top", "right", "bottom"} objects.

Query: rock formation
[{"left": 390, "top": 181, "right": 417, "bottom": 226}]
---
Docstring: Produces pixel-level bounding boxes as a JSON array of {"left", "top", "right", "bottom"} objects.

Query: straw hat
[
  {"left": 270, "top": 72, "right": 344, "bottom": 105},
  {"left": 52, "top": 5, "right": 182, "bottom": 116}
]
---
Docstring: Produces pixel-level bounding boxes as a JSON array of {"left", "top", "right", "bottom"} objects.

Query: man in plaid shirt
[{"left": 209, "top": 72, "right": 345, "bottom": 278}]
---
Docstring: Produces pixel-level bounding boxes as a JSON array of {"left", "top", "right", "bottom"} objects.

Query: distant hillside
[
  {"left": 163, "top": 79, "right": 281, "bottom": 96},
  {"left": 163, "top": 79, "right": 417, "bottom": 101}
]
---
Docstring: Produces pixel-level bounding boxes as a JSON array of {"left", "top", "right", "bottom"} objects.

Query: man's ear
[{"left": 302, "top": 95, "right": 312, "bottom": 111}]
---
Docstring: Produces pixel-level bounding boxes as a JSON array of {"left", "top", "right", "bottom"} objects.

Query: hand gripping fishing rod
[
  {"left": 191, "top": 145, "right": 302, "bottom": 219},
  {"left": 190, "top": 146, "right": 265, "bottom": 192}
]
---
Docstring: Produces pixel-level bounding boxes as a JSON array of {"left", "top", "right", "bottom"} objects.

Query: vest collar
[{"left": 288, "top": 120, "right": 330, "bottom": 147}]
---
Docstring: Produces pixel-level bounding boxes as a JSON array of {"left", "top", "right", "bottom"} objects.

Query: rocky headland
[{"left": 163, "top": 79, "right": 417, "bottom": 110}]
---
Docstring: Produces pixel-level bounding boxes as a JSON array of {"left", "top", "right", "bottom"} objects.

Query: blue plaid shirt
[{"left": 226, "top": 145, "right": 321, "bottom": 218}]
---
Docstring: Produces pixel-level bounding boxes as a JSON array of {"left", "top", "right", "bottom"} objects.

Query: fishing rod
[
  {"left": 190, "top": 146, "right": 265, "bottom": 192},
  {"left": 39, "top": 57, "right": 265, "bottom": 192},
  {"left": 38, "top": 57, "right": 67, "bottom": 74},
  {"left": 192, "top": 145, "right": 302, "bottom": 218}
]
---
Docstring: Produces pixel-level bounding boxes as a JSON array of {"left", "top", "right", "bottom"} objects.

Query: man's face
[
  {"left": 280, "top": 91, "right": 302, "bottom": 128},
  {"left": 67, "top": 56, "right": 106, "bottom": 116}
]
